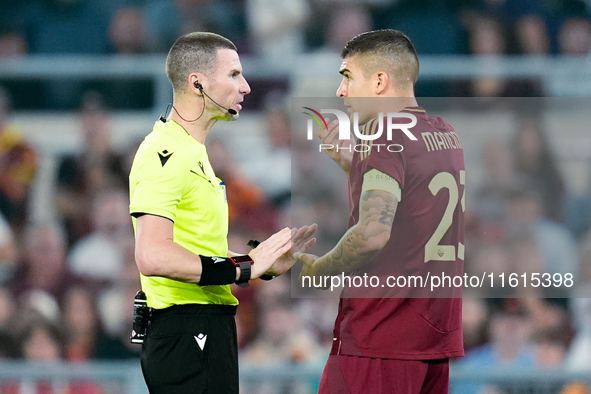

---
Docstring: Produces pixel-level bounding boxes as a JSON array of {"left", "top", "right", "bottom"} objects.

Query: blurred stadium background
[{"left": 0, "top": 0, "right": 591, "bottom": 393}]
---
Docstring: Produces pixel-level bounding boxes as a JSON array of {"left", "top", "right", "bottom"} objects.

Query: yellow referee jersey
[{"left": 129, "top": 119, "right": 238, "bottom": 309}]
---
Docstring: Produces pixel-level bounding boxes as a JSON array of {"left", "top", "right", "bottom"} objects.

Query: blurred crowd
[
  {"left": 0, "top": 0, "right": 591, "bottom": 109},
  {"left": 451, "top": 107, "right": 591, "bottom": 392},
  {"left": 0, "top": 0, "right": 589, "bottom": 58}
]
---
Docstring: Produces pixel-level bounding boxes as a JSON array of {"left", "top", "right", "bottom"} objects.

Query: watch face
[{"left": 232, "top": 255, "right": 253, "bottom": 264}]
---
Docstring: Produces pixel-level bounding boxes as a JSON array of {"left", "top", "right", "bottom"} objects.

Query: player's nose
[{"left": 336, "top": 81, "right": 347, "bottom": 97}]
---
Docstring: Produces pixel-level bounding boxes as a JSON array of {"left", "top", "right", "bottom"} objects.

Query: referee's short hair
[
  {"left": 166, "top": 32, "right": 237, "bottom": 94},
  {"left": 342, "top": 29, "right": 419, "bottom": 88}
]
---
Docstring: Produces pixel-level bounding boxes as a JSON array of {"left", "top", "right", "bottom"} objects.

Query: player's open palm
[
  {"left": 265, "top": 224, "right": 318, "bottom": 277},
  {"left": 318, "top": 119, "right": 353, "bottom": 173}
]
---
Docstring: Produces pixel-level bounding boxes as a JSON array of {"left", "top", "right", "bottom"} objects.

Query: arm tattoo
[
  {"left": 378, "top": 204, "right": 396, "bottom": 226},
  {"left": 314, "top": 189, "right": 398, "bottom": 276}
]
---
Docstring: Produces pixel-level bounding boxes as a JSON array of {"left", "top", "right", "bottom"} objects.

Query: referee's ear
[{"left": 188, "top": 72, "right": 207, "bottom": 94}]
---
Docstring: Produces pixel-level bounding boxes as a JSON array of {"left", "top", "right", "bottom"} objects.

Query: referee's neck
[{"left": 169, "top": 100, "right": 217, "bottom": 144}]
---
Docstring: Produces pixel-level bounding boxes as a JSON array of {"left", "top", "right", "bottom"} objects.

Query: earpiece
[{"left": 194, "top": 81, "right": 203, "bottom": 91}]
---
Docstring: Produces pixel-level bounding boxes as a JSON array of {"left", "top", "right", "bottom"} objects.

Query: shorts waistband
[{"left": 152, "top": 303, "right": 237, "bottom": 319}]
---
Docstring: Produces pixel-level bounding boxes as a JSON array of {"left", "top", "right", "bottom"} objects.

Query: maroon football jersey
[{"left": 332, "top": 107, "right": 465, "bottom": 360}]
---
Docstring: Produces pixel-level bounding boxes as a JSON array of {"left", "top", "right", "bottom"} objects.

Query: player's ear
[{"left": 375, "top": 71, "right": 389, "bottom": 95}]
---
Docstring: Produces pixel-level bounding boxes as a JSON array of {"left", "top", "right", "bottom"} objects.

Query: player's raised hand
[
  {"left": 294, "top": 252, "right": 319, "bottom": 279},
  {"left": 318, "top": 119, "right": 353, "bottom": 174},
  {"left": 249, "top": 227, "right": 292, "bottom": 279},
  {"left": 295, "top": 251, "right": 330, "bottom": 290},
  {"left": 265, "top": 224, "right": 318, "bottom": 277}
]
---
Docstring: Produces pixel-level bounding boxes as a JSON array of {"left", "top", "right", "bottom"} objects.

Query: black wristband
[
  {"left": 198, "top": 256, "right": 237, "bottom": 286},
  {"left": 247, "top": 239, "right": 276, "bottom": 281}
]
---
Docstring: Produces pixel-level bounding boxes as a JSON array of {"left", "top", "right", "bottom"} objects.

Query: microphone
[{"left": 194, "top": 82, "right": 237, "bottom": 115}]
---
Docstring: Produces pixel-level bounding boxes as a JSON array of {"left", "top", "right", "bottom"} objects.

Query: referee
[{"left": 129, "top": 32, "right": 316, "bottom": 394}]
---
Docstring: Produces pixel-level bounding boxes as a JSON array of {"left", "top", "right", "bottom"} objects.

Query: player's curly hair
[
  {"left": 342, "top": 29, "right": 419, "bottom": 87},
  {"left": 166, "top": 32, "right": 236, "bottom": 94}
]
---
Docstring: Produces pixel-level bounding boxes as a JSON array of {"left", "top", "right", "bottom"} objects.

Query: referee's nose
[{"left": 240, "top": 75, "right": 251, "bottom": 95}]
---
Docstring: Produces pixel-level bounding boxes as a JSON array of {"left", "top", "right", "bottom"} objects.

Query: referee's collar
[{"left": 156, "top": 119, "right": 206, "bottom": 148}]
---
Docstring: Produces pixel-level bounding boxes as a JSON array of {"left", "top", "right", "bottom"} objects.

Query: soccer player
[
  {"left": 129, "top": 32, "right": 316, "bottom": 394},
  {"left": 295, "top": 30, "right": 465, "bottom": 393}
]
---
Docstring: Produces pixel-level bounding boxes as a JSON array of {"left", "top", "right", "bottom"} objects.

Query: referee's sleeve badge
[{"left": 157, "top": 149, "right": 174, "bottom": 167}]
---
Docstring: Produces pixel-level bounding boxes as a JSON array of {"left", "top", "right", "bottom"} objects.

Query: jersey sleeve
[
  {"left": 129, "top": 144, "right": 188, "bottom": 222},
  {"left": 363, "top": 117, "right": 407, "bottom": 189}
]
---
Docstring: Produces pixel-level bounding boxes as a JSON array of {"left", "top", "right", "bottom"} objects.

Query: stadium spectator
[
  {"left": 20, "top": 0, "right": 112, "bottom": 55},
  {"left": 461, "top": 0, "right": 550, "bottom": 54},
  {"left": 478, "top": 306, "right": 535, "bottom": 367},
  {"left": 246, "top": 0, "right": 309, "bottom": 59},
  {"left": 108, "top": 6, "right": 148, "bottom": 54},
  {"left": 0, "top": 286, "right": 14, "bottom": 331},
  {"left": 20, "top": 317, "right": 64, "bottom": 361},
  {"left": 62, "top": 285, "right": 137, "bottom": 361},
  {"left": 461, "top": 15, "right": 543, "bottom": 96},
  {"left": 0, "top": 212, "right": 17, "bottom": 283},
  {"left": 144, "top": 0, "right": 247, "bottom": 53},
  {"left": 0, "top": 87, "right": 38, "bottom": 234},
  {"left": 453, "top": 304, "right": 535, "bottom": 394},
  {"left": 0, "top": 286, "right": 18, "bottom": 359},
  {"left": 515, "top": 14, "right": 550, "bottom": 54},
  {"left": 532, "top": 328, "right": 568, "bottom": 368},
  {"left": 563, "top": 233, "right": 591, "bottom": 371},
  {"left": 383, "top": 0, "right": 467, "bottom": 55},
  {"left": 462, "top": 297, "right": 490, "bottom": 352},
  {"left": 561, "top": 382, "right": 590, "bottom": 394},
  {"left": 97, "top": 236, "right": 140, "bottom": 355},
  {"left": 324, "top": 4, "right": 372, "bottom": 54},
  {"left": 246, "top": 303, "right": 321, "bottom": 366},
  {"left": 473, "top": 140, "right": 519, "bottom": 225},
  {"left": 206, "top": 138, "right": 274, "bottom": 233},
  {"left": 241, "top": 302, "right": 322, "bottom": 394},
  {"left": 16, "top": 316, "right": 104, "bottom": 393},
  {"left": 0, "top": 30, "right": 27, "bottom": 58},
  {"left": 294, "top": 296, "right": 339, "bottom": 350},
  {"left": 68, "top": 188, "right": 133, "bottom": 284},
  {"left": 558, "top": 17, "right": 591, "bottom": 55},
  {"left": 55, "top": 91, "right": 127, "bottom": 246},
  {"left": 246, "top": 100, "right": 292, "bottom": 208},
  {"left": 505, "top": 187, "right": 578, "bottom": 278},
  {"left": 512, "top": 117, "right": 567, "bottom": 222},
  {"left": 10, "top": 223, "right": 91, "bottom": 308}
]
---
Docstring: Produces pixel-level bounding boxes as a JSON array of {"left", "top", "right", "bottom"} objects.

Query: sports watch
[
  {"left": 231, "top": 255, "right": 253, "bottom": 287},
  {"left": 247, "top": 239, "right": 276, "bottom": 281}
]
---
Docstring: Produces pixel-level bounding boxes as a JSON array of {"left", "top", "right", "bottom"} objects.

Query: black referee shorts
[{"left": 140, "top": 304, "right": 238, "bottom": 394}]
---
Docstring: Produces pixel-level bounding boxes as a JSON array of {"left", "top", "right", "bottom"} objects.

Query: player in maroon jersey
[{"left": 295, "top": 30, "right": 465, "bottom": 393}]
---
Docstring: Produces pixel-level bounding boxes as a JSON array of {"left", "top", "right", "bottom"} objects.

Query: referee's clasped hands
[{"left": 249, "top": 224, "right": 317, "bottom": 279}]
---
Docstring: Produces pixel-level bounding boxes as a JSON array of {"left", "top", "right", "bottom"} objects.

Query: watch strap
[{"left": 231, "top": 256, "right": 253, "bottom": 287}]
